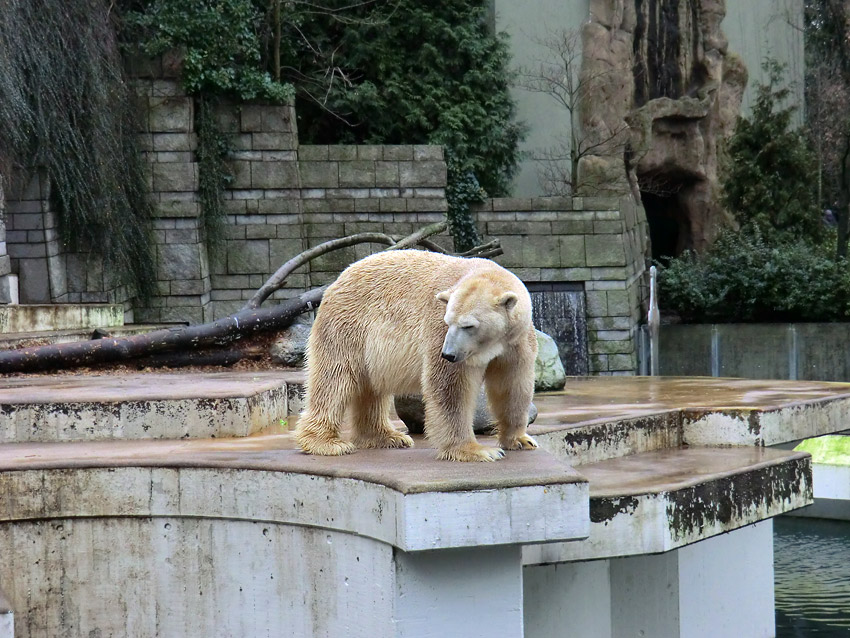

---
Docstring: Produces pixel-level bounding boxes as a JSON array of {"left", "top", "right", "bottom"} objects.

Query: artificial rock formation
[{"left": 581, "top": 0, "right": 747, "bottom": 255}]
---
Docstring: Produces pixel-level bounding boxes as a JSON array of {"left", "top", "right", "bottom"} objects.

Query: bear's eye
[{"left": 460, "top": 324, "right": 476, "bottom": 331}]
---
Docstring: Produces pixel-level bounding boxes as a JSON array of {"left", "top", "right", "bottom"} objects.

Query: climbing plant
[
  {"left": 0, "top": 0, "right": 156, "bottom": 300},
  {"left": 121, "top": 0, "right": 295, "bottom": 256}
]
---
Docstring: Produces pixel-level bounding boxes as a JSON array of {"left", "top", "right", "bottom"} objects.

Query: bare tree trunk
[{"left": 837, "top": 134, "right": 850, "bottom": 259}]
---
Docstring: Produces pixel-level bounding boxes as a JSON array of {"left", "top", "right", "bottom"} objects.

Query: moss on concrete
[{"left": 795, "top": 435, "right": 850, "bottom": 466}]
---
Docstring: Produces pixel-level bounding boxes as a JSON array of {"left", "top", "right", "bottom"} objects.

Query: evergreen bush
[{"left": 278, "top": 0, "right": 522, "bottom": 245}]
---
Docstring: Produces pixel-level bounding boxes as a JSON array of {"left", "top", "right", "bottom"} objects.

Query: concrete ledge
[
  {"left": 0, "top": 304, "right": 123, "bottom": 333},
  {"left": 523, "top": 447, "right": 811, "bottom": 564},
  {"left": 0, "top": 437, "right": 589, "bottom": 551},
  {"left": 0, "top": 372, "right": 301, "bottom": 442},
  {"left": 530, "top": 377, "right": 850, "bottom": 460}
]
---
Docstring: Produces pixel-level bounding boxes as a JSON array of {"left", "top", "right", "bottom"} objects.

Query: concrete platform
[
  {"left": 0, "top": 371, "right": 304, "bottom": 442},
  {"left": 524, "top": 446, "right": 812, "bottom": 563},
  {"left": 0, "top": 437, "right": 588, "bottom": 638},
  {"left": 0, "top": 373, "right": 843, "bottom": 637},
  {"left": 0, "top": 323, "right": 172, "bottom": 349},
  {"left": 530, "top": 376, "right": 850, "bottom": 463}
]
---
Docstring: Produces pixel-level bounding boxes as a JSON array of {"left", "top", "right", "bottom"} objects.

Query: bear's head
[{"left": 436, "top": 275, "right": 524, "bottom": 367}]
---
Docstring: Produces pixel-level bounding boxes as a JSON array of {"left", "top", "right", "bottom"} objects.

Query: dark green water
[{"left": 775, "top": 516, "right": 850, "bottom": 637}]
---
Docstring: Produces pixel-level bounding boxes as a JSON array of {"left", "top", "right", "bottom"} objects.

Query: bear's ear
[
  {"left": 498, "top": 292, "right": 518, "bottom": 312},
  {"left": 436, "top": 290, "right": 452, "bottom": 304}
]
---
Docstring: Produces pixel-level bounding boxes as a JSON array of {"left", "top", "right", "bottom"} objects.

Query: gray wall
[{"left": 654, "top": 324, "right": 850, "bottom": 381}]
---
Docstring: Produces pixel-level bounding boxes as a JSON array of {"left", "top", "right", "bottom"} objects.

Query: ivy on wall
[
  {"left": 122, "top": 0, "right": 295, "bottom": 259},
  {"left": 0, "top": 0, "right": 156, "bottom": 300}
]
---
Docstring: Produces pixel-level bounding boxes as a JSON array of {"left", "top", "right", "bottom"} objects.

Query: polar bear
[{"left": 295, "top": 250, "right": 538, "bottom": 462}]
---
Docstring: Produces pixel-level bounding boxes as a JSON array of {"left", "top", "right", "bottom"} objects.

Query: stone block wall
[
  {"left": 205, "top": 142, "right": 448, "bottom": 319},
  {"left": 134, "top": 79, "right": 211, "bottom": 324},
  {"left": 474, "top": 195, "right": 648, "bottom": 375}
]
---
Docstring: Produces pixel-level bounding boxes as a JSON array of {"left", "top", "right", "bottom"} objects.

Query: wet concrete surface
[
  {"left": 0, "top": 433, "right": 584, "bottom": 495},
  {"left": 0, "top": 372, "right": 843, "bottom": 495},
  {"left": 530, "top": 376, "right": 850, "bottom": 433},
  {"left": 581, "top": 446, "right": 810, "bottom": 498},
  {"left": 0, "top": 371, "right": 304, "bottom": 403}
]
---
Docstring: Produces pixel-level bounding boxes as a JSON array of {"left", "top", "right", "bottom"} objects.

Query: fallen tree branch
[{"left": 0, "top": 287, "right": 325, "bottom": 374}]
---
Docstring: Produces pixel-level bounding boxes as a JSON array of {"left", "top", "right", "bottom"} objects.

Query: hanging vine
[{"left": 0, "top": 0, "right": 156, "bottom": 300}]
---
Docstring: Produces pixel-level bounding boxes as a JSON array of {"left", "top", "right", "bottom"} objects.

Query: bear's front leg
[
  {"left": 485, "top": 343, "right": 538, "bottom": 452},
  {"left": 422, "top": 360, "right": 503, "bottom": 462}
]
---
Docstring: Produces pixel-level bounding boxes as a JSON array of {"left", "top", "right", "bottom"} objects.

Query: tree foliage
[
  {"left": 805, "top": 0, "right": 850, "bottom": 257},
  {"left": 721, "top": 60, "right": 822, "bottom": 243},
  {"left": 277, "top": 0, "right": 522, "bottom": 247},
  {"left": 658, "top": 231, "right": 850, "bottom": 323},
  {"left": 0, "top": 0, "right": 156, "bottom": 300},
  {"left": 122, "top": 0, "right": 293, "bottom": 102},
  {"left": 279, "top": 0, "right": 521, "bottom": 196}
]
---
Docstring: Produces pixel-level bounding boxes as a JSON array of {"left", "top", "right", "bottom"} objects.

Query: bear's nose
[{"left": 441, "top": 351, "right": 457, "bottom": 363}]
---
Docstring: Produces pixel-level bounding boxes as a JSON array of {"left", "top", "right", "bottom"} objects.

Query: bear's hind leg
[
  {"left": 351, "top": 390, "right": 414, "bottom": 450},
  {"left": 295, "top": 363, "right": 356, "bottom": 456}
]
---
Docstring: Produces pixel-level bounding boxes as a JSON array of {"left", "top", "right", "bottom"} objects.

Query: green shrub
[
  {"left": 123, "top": 0, "right": 293, "bottom": 103},
  {"left": 278, "top": 0, "right": 522, "bottom": 247},
  {"left": 658, "top": 231, "right": 850, "bottom": 322}
]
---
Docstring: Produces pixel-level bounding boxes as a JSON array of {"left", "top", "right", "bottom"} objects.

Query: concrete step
[
  {"left": 0, "top": 371, "right": 305, "bottom": 443},
  {"left": 0, "top": 323, "right": 177, "bottom": 350},
  {"left": 530, "top": 376, "right": 850, "bottom": 464},
  {"left": 0, "top": 304, "right": 123, "bottom": 333},
  {"left": 524, "top": 445, "right": 812, "bottom": 564}
]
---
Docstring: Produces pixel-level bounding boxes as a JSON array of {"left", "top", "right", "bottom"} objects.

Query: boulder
[
  {"left": 269, "top": 317, "right": 312, "bottom": 367},
  {"left": 535, "top": 329, "right": 567, "bottom": 392}
]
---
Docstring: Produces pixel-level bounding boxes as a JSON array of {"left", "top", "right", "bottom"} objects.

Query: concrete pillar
[
  {"left": 524, "top": 521, "right": 775, "bottom": 638},
  {"left": 395, "top": 546, "right": 524, "bottom": 638},
  {"left": 0, "top": 585, "right": 12, "bottom": 638},
  {"left": 524, "top": 559, "right": 612, "bottom": 638},
  {"left": 610, "top": 520, "right": 775, "bottom": 638}
]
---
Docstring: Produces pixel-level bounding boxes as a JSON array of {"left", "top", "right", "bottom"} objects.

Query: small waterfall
[{"left": 528, "top": 284, "right": 589, "bottom": 376}]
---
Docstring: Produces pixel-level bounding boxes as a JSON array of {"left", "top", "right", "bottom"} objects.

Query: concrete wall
[
  {"left": 476, "top": 195, "right": 648, "bottom": 374},
  {"left": 1, "top": 79, "right": 649, "bottom": 373},
  {"left": 654, "top": 323, "right": 850, "bottom": 381}
]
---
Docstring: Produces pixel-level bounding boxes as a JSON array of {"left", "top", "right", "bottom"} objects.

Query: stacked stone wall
[
  {"left": 0, "top": 72, "right": 648, "bottom": 373},
  {"left": 474, "top": 196, "right": 648, "bottom": 374}
]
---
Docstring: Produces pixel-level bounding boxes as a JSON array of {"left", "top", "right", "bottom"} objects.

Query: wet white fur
[{"left": 295, "top": 250, "right": 538, "bottom": 462}]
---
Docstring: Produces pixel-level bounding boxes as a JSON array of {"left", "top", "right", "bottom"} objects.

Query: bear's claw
[
  {"left": 297, "top": 435, "right": 357, "bottom": 456},
  {"left": 501, "top": 434, "right": 538, "bottom": 451}
]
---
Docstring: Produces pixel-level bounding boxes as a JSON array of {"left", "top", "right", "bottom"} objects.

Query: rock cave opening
[{"left": 641, "top": 186, "right": 693, "bottom": 264}]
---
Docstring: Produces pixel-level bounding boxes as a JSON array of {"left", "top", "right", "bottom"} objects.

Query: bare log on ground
[{"left": 0, "top": 288, "right": 324, "bottom": 373}]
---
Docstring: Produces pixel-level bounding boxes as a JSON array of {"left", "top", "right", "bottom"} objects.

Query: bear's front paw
[
  {"left": 355, "top": 430, "right": 415, "bottom": 450},
  {"left": 501, "top": 433, "right": 538, "bottom": 451},
  {"left": 297, "top": 434, "right": 357, "bottom": 456},
  {"left": 438, "top": 442, "right": 505, "bottom": 462}
]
